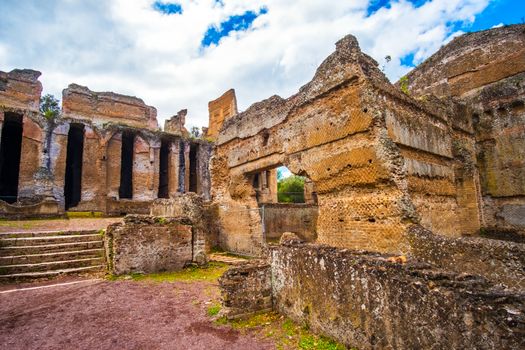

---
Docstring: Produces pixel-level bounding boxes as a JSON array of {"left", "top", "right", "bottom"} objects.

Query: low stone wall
[
  {"left": 105, "top": 215, "right": 193, "bottom": 275},
  {"left": 408, "top": 225, "right": 525, "bottom": 290},
  {"left": 218, "top": 260, "right": 272, "bottom": 319},
  {"left": 220, "top": 242, "right": 525, "bottom": 349},
  {"left": 151, "top": 194, "right": 219, "bottom": 262},
  {"left": 262, "top": 203, "right": 318, "bottom": 242},
  {"left": 0, "top": 199, "right": 59, "bottom": 219},
  {"left": 270, "top": 243, "right": 525, "bottom": 349}
]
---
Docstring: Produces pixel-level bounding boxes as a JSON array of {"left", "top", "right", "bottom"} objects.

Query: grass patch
[
  {"left": 216, "top": 311, "right": 350, "bottom": 350},
  {"left": 109, "top": 262, "right": 229, "bottom": 283},
  {"left": 66, "top": 211, "right": 104, "bottom": 218},
  {"left": 207, "top": 304, "right": 221, "bottom": 317}
]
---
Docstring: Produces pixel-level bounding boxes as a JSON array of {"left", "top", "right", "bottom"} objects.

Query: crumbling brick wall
[
  {"left": 212, "top": 25, "right": 525, "bottom": 257},
  {"left": 105, "top": 215, "right": 194, "bottom": 275},
  {"left": 403, "top": 24, "right": 525, "bottom": 236},
  {"left": 218, "top": 260, "right": 272, "bottom": 319},
  {"left": 220, "top": 243, "right": 525, "bottom": 349},
  {"left": 0, "top": 75, "right": 212, "bottom": 217}
]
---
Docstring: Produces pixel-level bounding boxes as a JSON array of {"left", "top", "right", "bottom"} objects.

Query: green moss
[
  {"left": 66, "top": 211, "right": 104, "bottom": 218},
  {"left": 399, "top": 76, "right": 410, "bottom": 95},
  {"left": 207, "top": 304, "right": 221, "bottom": 317},
  {"left": 109, "top": 262, "right": 229, "bottom": 283},
  {"left": 218, "top": 312, "right": 350, "bottom": 350}
]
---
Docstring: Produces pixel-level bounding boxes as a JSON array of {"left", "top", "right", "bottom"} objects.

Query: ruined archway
[
  {"left": 0, "top": 112, "right": 23, "bottom": 203},
  {"left": 64, "top": 123, "right": 85, "bottom": 209}
]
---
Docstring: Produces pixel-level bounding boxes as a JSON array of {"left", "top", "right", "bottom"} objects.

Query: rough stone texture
[
  {"left": 62, "top": 84, "right": 158, "bottom": 130},
  {"left": 151, "top": 193, "right": 219, "bottom": 259},
  {"left": 0, "top": 72, "right": 211, "bottom": 217},
  {"left": 211, "top": 35, "right": 451, "bottom": 255},
  {"left": 207, "top": 89, "right": 238, "bottom": 140},
  {"left": 164, "top": 109, "right": 190, "bottom": 137},
  {"left": 0, "top": 69, "right": 42, "bottom": 112},
  {"left": 105, "top": 215, "right": 193, "bottom": 275},
  {"left": 218, "top": 260, "right": 272, "bottom": 319},
  {"left": 219, "top": 243, "right": 525, "bottom": 349},
  {"left": 402, "top": 24, "right": 525, "bottom": 236},
  {"left": 408, "top": 225, "right": 525, "bottom": 290},
  {"left": 262, "top": 203, "right": 318, "bottom": 243},
  {"left": 211, "top": 24, "right": 525, "bottom": 257}
]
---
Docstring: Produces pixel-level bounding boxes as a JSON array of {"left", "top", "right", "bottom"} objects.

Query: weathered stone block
[{"left": 105, "top": 215, "right": 193, "bottom": 275}]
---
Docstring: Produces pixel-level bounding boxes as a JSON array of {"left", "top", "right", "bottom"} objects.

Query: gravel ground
[{"left": 0, "top": 278, "right": 274, "bottom": 350}]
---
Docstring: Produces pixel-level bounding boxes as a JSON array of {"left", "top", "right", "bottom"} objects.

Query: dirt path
[
  {"left": 0, "top": 278, "right": 274, "bottom": 350},
  {"left": 0, "top": 217, "right": 123, "bottom": 233}
]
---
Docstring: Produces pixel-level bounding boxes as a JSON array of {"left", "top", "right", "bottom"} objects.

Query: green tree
[
  {"left": 277, "top": 175, "right": 305, "bottom": 203},
  {"left": 40, "top": 94, "right": 60, "bottom": 120},
  {"left": 190, "top": 126, "right": 202, "bottom": 139}
]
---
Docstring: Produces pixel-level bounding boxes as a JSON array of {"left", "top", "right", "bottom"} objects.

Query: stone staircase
[{"left": 0, "top": 230, "right": 106, "bottom": 281}]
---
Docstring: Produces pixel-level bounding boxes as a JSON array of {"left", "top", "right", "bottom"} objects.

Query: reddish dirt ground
[
  {"left": 0, "top": 217, "right": 123, "bottom": 233},
  {"left": 0, "top": 278, "right": 274, "bottom": 350}
]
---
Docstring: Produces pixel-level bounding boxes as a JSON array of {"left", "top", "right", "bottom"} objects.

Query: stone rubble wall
[
  {"left": 218, "top": 260, "right": 272, "bottom": 319},
  {"left": 220, "top": 243, "right": 525, "bottom": 349},
  {"left": 408, "top": 225, "right": 525, "bottom": 290},
  {"left": 105, "top": 215, "right": 194, "bottom": 275},
  {"left": 0, "top": 73, "right": 212, "bottom": 217},
  {"left": 62, "top": 83, "right": 158, "bottom": 130}
]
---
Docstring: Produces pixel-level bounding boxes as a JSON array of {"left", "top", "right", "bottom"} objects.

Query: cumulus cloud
[{"left": 0, "top": 0, "right": 490, "bottom": 128}]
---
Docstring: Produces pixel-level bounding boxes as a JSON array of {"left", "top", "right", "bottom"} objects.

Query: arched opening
[
  {"left": 0, "top": 113, "right": 23, "bottom": 203},
  {"left": 119, "top": 131, "right": 134, "bottom": 199},
  {"left": 248, "top": 165, "right": 319, "bottom": 244},
  {"left": 64, "top": 123, "right": 85, "bottom": 209},
  {"left": 158, "top": 139, "right": 170, "bottom": 198}
]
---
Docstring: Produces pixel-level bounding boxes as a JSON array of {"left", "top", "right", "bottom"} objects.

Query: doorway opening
[
  {"left": 64, "top": 123, "right": 85, "bottom": 209},
  {"left": 158, "top": 139, "right": 170, "bottom": 198},
  {"left": 189, "top": 143, "right": 199, "bottom": 193},
  {"left": 0, "top": 113, "right": 23, "bottom": 203},
  {"left": 119, "top": 131, "right": 134, "bottom": 199}
]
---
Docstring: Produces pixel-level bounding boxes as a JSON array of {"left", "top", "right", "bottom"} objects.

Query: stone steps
[
  {"left": 0, "top": 241, "right": 104, "bottom": 256},
  {"left": 0, "top": 230, "right": 100, "bottom": 239},
  {"left": 0, "top": 248, "right": 104, "bottom": 265},
  {"left": 0, "top": 230, "right": 106, "bottom": 281}
]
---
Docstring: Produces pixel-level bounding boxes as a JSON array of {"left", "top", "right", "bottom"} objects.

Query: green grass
[
  {"left": 108, "top": 262, "right": 229, "bottom": 283},
  {"left": 66, "top": 211, "right": 104, "bottom": 218},
  {"left": 215, "top": 311, "right": 350, "bottom": 350},
  {"left": 207, "top": 304, "right": 222, "bottom": 317}
]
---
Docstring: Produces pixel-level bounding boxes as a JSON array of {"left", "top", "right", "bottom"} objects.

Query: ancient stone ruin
[
  {"left": 1, "top": 24, "right": 524, "bottom": 349},
  {"left": 0, "top": 76, "right": 211, "bottom": 217}
]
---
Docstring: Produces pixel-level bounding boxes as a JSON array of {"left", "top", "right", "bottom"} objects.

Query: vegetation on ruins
[
  {"left": 398, "top": 75, "right": 410, "bottom": 94},
  {"left": 39, "top": 93, "right": 60, "bottom": 120},
  {"left": 277, "top": 174, "right": 305, "bottom": 203}
]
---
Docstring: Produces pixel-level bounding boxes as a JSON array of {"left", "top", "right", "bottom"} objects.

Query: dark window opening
[
  {"left": 119, "top": 131, "right": 134, "bottom": 199},
  {"left": 64, "top": 124, "right": 85, "bottom": 209},
  {"left": 0, "top": 113, "right": 23, "bottom": 203},
  {"left": 178, "top": 141, "right": 185, "bottom": 192},
  {"left": 189, "top": 143, "right": 199, "bottom": 193},
  {"left": 158, "top": 140, "right": 170, "bottom": 198}
]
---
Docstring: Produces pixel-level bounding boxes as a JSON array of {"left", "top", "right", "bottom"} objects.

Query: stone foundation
[
  {"left": 105, "top": 215, "right": 194, "bottom": 275},
  {"left": 220, "top": 242, "right": 525, "bottom": 349},
  {"left": 408, "top": 225, "right": 525, "bottom": 290}
]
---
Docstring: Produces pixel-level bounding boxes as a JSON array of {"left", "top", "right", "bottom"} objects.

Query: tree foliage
[
  {"left": 190, "top": 126, "right": 202, "bottom": 139},
  {"left": 40, "top": 94, "right": 60, "bottom": 120},
  {"left": 277, "top": 175, "right": 305, "bottom": 203}
]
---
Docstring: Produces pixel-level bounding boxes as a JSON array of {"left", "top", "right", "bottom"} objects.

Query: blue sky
[{"left": 0, "top": 0, "right": 522, "bottom": 129}]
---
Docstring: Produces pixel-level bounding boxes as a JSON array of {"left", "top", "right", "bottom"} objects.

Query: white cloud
[{"left": 0, "top": 0, "right": 490, "bottom": 129}]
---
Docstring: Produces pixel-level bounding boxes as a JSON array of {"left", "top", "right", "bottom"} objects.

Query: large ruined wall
[
  {"left": 207, "top": 89, "right": 238, "bottom": 140},
  {"left": 404, "top": 24, "right": 525, "bottom": 235},
  {"left": 0, "top": 74, "right": 211, "bottom": 217},
  {"left": 222, "top": 243, "right": 524, "bottom": 349},
  {"left": 212, "top": 34, "right": 484, "bottom": 255},
  {"left": 62, "top": 84, "right": 158, "bottom": 130}
]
